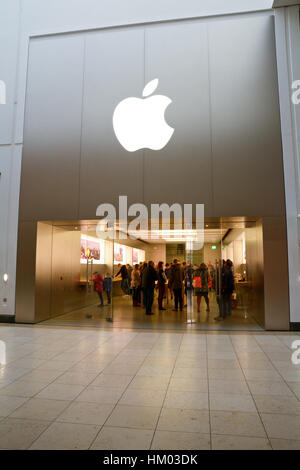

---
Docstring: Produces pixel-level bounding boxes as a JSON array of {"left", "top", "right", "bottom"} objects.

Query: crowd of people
[{"left": 93, "top": 258, "right": 235, "bottom": 321}]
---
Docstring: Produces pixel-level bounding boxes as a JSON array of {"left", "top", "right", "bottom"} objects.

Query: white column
[{"left": 274, "top": 5, "right": 300, "bottom": 324}]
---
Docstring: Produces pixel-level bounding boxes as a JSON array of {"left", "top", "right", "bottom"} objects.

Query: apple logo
[{"left": 112, "top": 78, "right": 174, "bottom": 152}]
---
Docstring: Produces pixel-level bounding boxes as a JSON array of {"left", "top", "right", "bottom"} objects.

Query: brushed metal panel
[
  {"left": 263, "top": 216, "right": 290, "bottom": 330},
  {"left": 143, "top": 21, "right": 213, "bottom": 211},
  {"left": 35, "top": 222, "right": 52, "bottom": 322},
  {"left": 209, "top": 16, "right": 285, "bottom": 217},
  {"left": 245, "top": 221, "right": 265, "bottom": 328},
  {"left": 20, "top": 34, "right": 85, "bottom": 221},
  {"left": 15, "top": 221, "right": 38, "bottom": 323},
  {"left": 79, "top": 28, "right": 144, "bottom": 217},
  {"left": 50, "top": 226, "right": 97, "bottom": 318}
]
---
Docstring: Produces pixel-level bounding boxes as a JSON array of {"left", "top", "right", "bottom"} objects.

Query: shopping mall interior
[{"left": 25, "top": 217, "right": 265, "bottom": 331}]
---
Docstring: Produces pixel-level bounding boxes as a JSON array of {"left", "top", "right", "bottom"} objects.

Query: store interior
[{"left": 36, "top": 217, "right": 264, "bottom": 331}]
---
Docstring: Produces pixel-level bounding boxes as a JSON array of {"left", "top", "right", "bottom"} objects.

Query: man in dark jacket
[
  {"left": 142, "top": 261, "right": 158, "bottom": 315},
  {"left": 215, "top": 259, "right": 234, "bottom": 320},
  {"left": 169, "top": 259, "right": 184, "bottom": 311}
]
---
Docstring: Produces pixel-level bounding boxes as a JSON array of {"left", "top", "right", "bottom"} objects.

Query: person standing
[
  {"left": 157, "top": 261, "right": 167, "bottom": 311},
  {"left": 140, "top": 262, "right": 148, "bottom": 307},
  {"left": 93, "top": 272, "right": 104, "bottom": 307},
  {"left": 126, "top": 264, "right": 133, "bottom": 294},
  {"left": 102, "top": 272, "right": 113, "bottom": 305},
  {"left": 115, "top": 264, "right": 129, "bottom": 295},
  {"left": 165, "top": 262, "right": 173, "bottom": 301},
  {"left": 221, "top": 259, "right": 234, "bottom": 319},
  {"left": 131, "top": 264, "right": 141, "bottom": 306},
  {"left": 193, "top": 263, "right": 210, "bottom": 313},
  {"left": 169, "top": 259, "right": 184, "bottom": 312},
  {"left": 141, "top": 261, "right": 158, "bottom": 315},
  {"left": 184, "top": 262, "right": 194, "bottom": 309}
]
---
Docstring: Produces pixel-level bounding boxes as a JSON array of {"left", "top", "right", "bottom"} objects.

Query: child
[
  {"left": 93, "top": 272, "right": 103, "bottom": 307},
  {"left": 103, "top": 273, "right": 113, "bottom": 305}
]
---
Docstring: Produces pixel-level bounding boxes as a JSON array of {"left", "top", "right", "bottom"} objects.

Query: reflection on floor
[{"left": 41, "top": 292, "right": 263, "bottom": 331}]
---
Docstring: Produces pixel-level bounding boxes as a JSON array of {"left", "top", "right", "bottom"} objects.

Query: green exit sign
[{"left": 211, "top": 245, "right": 217, "bottom": 250}]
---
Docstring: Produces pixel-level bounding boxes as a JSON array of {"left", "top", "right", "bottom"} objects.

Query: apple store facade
[{"left": 1, "top": 1, "right": 300, "bottom": 331}]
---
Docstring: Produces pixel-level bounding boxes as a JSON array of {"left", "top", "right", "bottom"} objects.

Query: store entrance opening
[{"left": 36, "top": 217, "right": 264, "bottom": 331}]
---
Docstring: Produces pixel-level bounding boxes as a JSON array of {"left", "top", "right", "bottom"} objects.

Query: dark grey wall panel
[
  {"left": 209, "top": 16, "right": 285, "bottom": 217},
  {"left": 20, "top": 34, "right": 84, "bottom": 220},
  {"left": 79, "top": 28, "right": 144, "bottom": 217},
  {"left": 144, "top": 21, "right": 213, "bottom": 210}
]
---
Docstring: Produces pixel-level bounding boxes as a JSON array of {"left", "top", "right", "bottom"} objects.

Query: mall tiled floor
[{"left": 0, "top": 325, "right": 299, "bottom": 450}]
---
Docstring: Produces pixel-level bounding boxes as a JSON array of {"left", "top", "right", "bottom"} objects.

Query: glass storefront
[{"left": 36, "top": 217, "right": 264, "bottom": 331}]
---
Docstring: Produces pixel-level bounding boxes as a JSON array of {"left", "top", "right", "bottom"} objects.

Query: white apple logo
[{"left": 112, "top": 78, "right": 174, "bottom": 152}]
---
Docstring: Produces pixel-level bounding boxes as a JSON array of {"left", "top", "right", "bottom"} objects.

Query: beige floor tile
[
  {"left": 76, "top": 387, "right": 124, "bottom": 405},
  {"left": 212, "top": 434, "right": 271, "bottom": 450},
  {"left": 210, "top": 393, "right": 256, "bottom": 412},
  {"left": 164, "top": 390, "right": 209, "bottom": 410},
  {"left": 168, "top": 377, "right": 208, "bottom": 393},
  {"left": 242, "top": 368, "right": 282, "bottom": 381},
  {"left": 253, "top": 394, "right": 300, "bottom": 414},
  {"left": 119, "top": 389, "right": 165, "bottom": 407},
  {"left": 0, "top": 380, "right": 49, "bottom": 398},
  {"left": 102, "top": 364, "right": 141, "bottom": 376},
  {"left": 152, "top": 430, "right": 211, "bottom": 450},
  {"left": 51, "top": 351, "right": 90, "bottom": 363},
  {"left": 10, "top": 398, "right": 70, "bottom": 421},
  {"left": 209, "top": 379, "right": 249, "bottom": 395},
  {"left": 21, "top": 369, "right": 63, "bottom": 383},
  {"left": 208, "top": 351, "right": 237, "bottom": 360},
  {"left": 172, "top": 367, "right": 207, "bottom": 379},
  {"left": 175, "top": 359, "right": 207, "bottom": 368},
  {"left": 137, "top": 365, "right": 173, "bottom": 378},
  {"left": 287, "top": 381, "right": 300, "bottom": 399},
  {"left": 157, "top": 408, "right": 210, "bottom": 433},
  {"left": 280, "top": 371, "right": 300, "bottom": 383},
  {"left": 9, "top": 358, "right": 46, "bottom": 369},
  {"left": 208, "top": 368, "right": 244, "bottom": 381},
  {"left": 106, "top": 405, "right": 161, "bottom": 429},
  {"left": 128, "top": 375, "right": 169, "bottom": 391},
  {"left": 56, "top": 401, "right": 114, "bottom": 425},
  {"left": 68, "top": 363, "right": 107, "bottom": 374},
  {"left": 143, "top": 358, "right": 176, "bottom": 367},
  {"left": 36, "top": 360, "right": 74, "bottom": 372},
  {"left": 270, "top": 438, "right": 300, "bottom": 450},
  {"left": 261, "top": 413, "right": 300, "bottom": 440},
  {"left": 247, "top": 380, "right": 293, "bottom": 396},
  {"left": 91, "top": 374, "right": 133, "bottom": 390},
  {"left": 0, "top": 418, "right": 50, "bottom": 449},
  {"left": 211, "top": 411, "right": 266, "bottom": 437},
  {"left": 29, "top": 421, "right": 100, "bottom": 450},
  {"left": 239, "top": 359, "right": 274, "bottom": 370},
  {"left": 236, "top": 352, "right": 268, "bottom": 362},
  {"left": 91, "top": 426, "right": 153, "bottom": 450},
  {"left": 0, "top": 395, "right": 28, "bottom": 417},
  {"left": 53, "top": 369, "right": 98, "bottom": 385},
  {"left": 36, "top": 383, "right": 85, "bottom": 401},
  {"left": 208, "top": 359, "right": 241, "bottom": 370}
]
